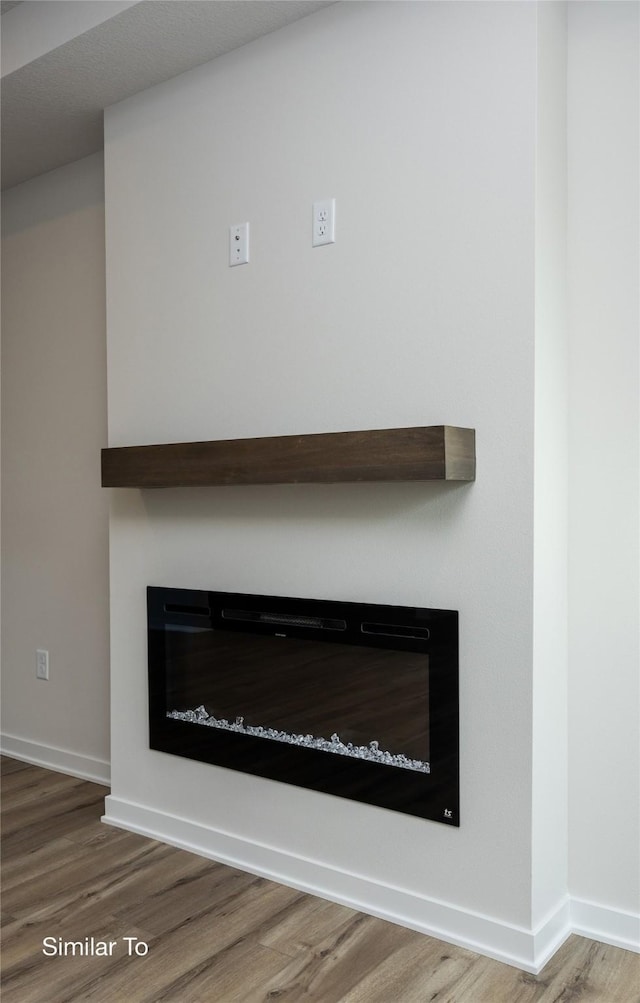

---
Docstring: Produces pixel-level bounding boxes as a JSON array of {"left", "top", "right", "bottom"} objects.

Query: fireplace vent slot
[
  {"left": 362, "top": 622, "right": 430, "bottom": 640},
  {"left": 222, "top": 609, "right": 346, "bottom": 631},
  {"left": 165, "top": 603, "right": 211, "bottom": 617}
]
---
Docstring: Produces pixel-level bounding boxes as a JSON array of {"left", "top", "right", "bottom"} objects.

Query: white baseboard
[
  {"left": 0, "top": 732, "right": 110, "bottom": 786},
  {"left": 571, "top": 897, "right": 640, "bottom": 955},
  {"left": 533, "top": 897, "right": 573, "bottom": 971},
  {"left": 103, "top": 794, "right": 571, "bottom": 974}
]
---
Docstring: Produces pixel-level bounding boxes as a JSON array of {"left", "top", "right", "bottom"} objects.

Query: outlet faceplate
[
  {"left": 312, "top": 199, "right": 336, "bottom": 247},
  {"left": 36, "top": 649, "right": 49, "bottom": 680}
]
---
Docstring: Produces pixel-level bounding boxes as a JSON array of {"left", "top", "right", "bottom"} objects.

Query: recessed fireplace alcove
[{"left": 148, "top": 587, "right": 459, "bottom": 825}]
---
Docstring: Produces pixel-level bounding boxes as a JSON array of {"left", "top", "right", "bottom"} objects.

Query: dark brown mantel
[{"left": 101, "top": 425, "right": 475, "bottom": 488}]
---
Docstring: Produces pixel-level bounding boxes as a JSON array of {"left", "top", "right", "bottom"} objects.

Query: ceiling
[{"left": 1, "top": 0, "right": 334, "bottom": 190}]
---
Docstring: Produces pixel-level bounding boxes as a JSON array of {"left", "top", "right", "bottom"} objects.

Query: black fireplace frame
[{"left": 147, "top": 586, "right": 459, "bottom": 825}]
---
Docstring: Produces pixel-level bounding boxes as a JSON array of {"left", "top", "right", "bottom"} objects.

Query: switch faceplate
[
  {"left": 312, "top": 199, "right": 336, "bottom": 247},
  {"left": 229, "top": 223, "right": 249, "bottom": 266}
]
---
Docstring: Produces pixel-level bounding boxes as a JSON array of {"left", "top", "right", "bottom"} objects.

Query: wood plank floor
[{"left": 1, "top": 757, "right": 638, "bottom": 1002}]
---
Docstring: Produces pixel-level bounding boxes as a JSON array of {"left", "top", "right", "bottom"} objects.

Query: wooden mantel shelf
[{"left": 101, "top": 425, "right": 475, "bottom": 488}]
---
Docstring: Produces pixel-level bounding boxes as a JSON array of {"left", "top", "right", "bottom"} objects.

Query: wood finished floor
[{"left": 1, "top": 757, "right": 638, "bottom": 1003}]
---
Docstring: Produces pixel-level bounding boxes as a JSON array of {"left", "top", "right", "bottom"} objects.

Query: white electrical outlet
[
  {"left": 229, "top": 223, "right": 249, "bottom": 266},
  {"left": 312, "top": 198, "right": 336, "bottom": 247},
  {"left": 36, "top": 649, "right": 49, "bottom": 680}
]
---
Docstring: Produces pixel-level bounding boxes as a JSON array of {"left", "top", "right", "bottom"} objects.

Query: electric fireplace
[{"left": 147, "top": 587, "right": 459, "bottom": 825}]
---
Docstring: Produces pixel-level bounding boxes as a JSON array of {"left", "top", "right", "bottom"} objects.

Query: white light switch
[
  {"left": 229, "top": 223, "right": 249, "bottom": 266},
  {"left": 312, "top": 199, "right": 336, "bottom": 247}
]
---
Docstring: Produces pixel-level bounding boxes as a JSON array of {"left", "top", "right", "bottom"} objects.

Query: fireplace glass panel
[
  {"left": 164, "top": 626, "right": 429, "bottom": 772},
  {"left": 148, "top": 588, "right": 459, "bottom": 825}
]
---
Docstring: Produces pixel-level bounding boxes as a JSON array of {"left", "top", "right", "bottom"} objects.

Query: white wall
[
  {"left": 104, "top": 1, "right": 547, "bottom": 965},
  {"left": 532, "top": 0, "right": 568, "bottom": 930},
  {"left": 567, "top": 1, "right": 640, "bottom": 936},
  {"left": 1, "top": 153, "right": 110, "bottom": 780}
]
